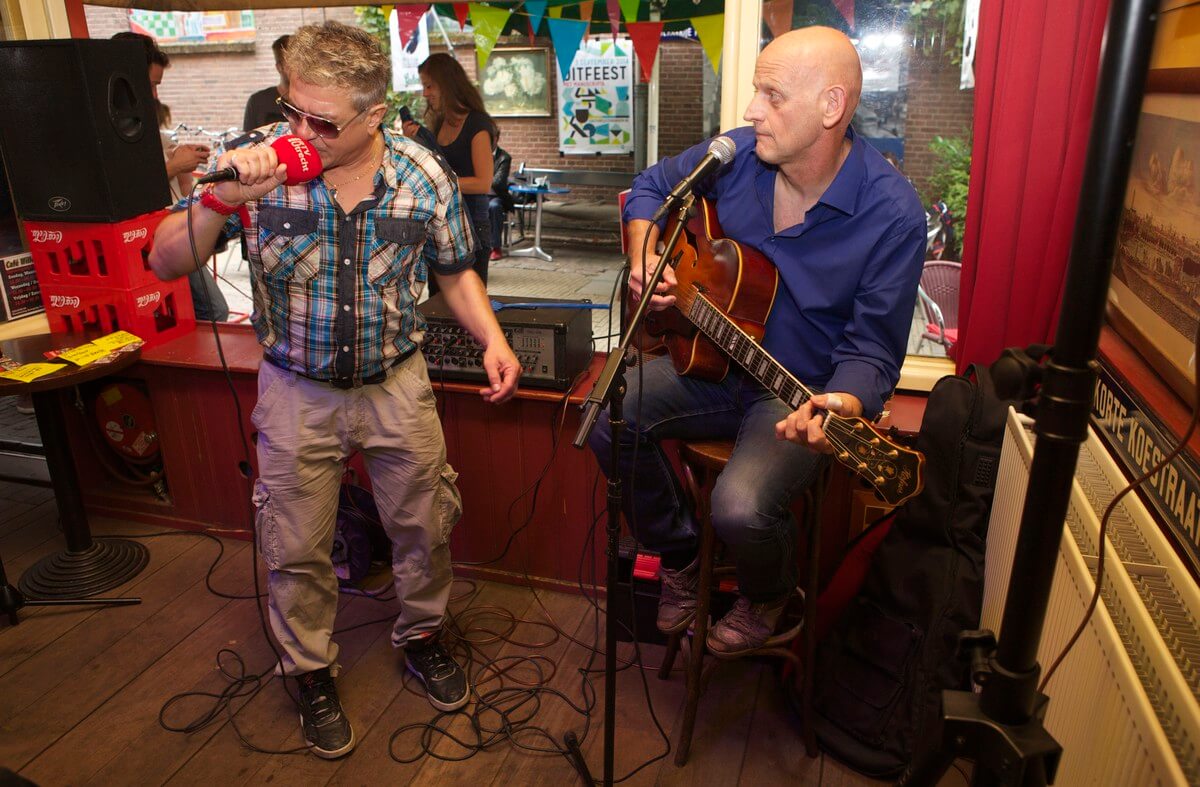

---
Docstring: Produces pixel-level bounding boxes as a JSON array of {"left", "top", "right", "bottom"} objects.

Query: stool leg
[
  {"left": 674, "top": 514, "right": 715, "bottom": 766},
  {"left": 801, "top": 469, "right": 828, "bottom": 758}
]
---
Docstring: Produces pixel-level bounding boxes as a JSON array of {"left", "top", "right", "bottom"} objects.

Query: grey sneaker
[
  {"left": 405, "top": 631, "right": 470, "bottom": 712},
  {"left": 657, "top": 558, "right": 700, "bottom": 633},
  {"left": 706, "top": 594, "right": 790, "bottom": 655},
  {"left": 296, "top": 668, "right": 356, "bottom": 759}
]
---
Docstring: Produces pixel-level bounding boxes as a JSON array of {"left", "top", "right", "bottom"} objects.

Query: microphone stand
[
  {"left": 898, "top": 0, "right": 1159, "bottom": 784},
  {"left": 573, "top": 193, "right": 696, "bottom": 787}
]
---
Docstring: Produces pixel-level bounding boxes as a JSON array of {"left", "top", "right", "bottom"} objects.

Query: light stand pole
[{"left": 899, "top": 0, "right": 1160, "bottom": 784}]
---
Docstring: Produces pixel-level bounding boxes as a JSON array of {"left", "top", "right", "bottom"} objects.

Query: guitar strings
[{"left": 686, "top": 289, "right": 887, "bottom": 483}]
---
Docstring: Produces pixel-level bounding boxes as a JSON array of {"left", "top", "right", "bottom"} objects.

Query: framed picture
[
  {"left": 479, "top": 48, "right": 552, "bottom": 117},
  {"left": 1107, "top": 67, "right": 1200, "bottom": 400}
]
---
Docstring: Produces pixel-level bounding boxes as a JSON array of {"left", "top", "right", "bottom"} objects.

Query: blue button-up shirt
[
  {"left": 623, "top": 126, "right": 926, "bottom": 418},
  {"left": 175, "top": 125, "right": 474, "bottom": 382}
]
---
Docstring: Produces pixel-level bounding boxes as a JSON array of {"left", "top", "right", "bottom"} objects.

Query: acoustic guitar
[{"left": 639, "top": 197, "right": 925, "bottom": 507}]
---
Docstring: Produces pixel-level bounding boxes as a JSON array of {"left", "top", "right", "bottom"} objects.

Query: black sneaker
[
  {"left": 404, "top": 632, "right": 470, "bottom": 712},
  {"left": 296, "top": 667, "right": 355, "bottom": 759}
]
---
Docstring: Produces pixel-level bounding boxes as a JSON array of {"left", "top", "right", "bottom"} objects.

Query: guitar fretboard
[{"left": 687, "top": 294, "right": 814, "bottom": 409}]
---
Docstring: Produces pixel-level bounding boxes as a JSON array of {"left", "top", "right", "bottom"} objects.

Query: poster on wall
[
  {"left": 556, "top": 38, "right": 634, "bottom": 155},
  {"left": 128, "top": 10, "right": 256, "bottom": 45}
]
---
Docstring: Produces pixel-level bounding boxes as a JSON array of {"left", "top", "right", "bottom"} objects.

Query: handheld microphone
[
  {"left": 196, "top": 135, "right": 324, "bottom": 187},
  {"left": 651, "top": 135, "right": 737, "bottom": 222}
]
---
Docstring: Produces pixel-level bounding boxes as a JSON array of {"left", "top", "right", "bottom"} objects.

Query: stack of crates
[{"left": 25, "top": 210, "right": 195, "bottom": 348}]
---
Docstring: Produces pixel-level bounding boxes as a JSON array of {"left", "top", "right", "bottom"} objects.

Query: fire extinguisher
[{"left": 89, "top": 382, "right": 169, "bottom": 499}]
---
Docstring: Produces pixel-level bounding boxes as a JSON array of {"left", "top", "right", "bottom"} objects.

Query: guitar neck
[{"left": 685, "top": 292, "right": 815, "bottom": 409}]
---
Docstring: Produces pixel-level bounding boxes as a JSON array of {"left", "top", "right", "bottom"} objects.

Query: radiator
[{"left": 981, "top": 409, "right": 1200, "bottom": 786}]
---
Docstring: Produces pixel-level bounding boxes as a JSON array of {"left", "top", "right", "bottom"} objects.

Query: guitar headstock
[{"left": 826, "top": 415, "right": 925, "bottom": 507}]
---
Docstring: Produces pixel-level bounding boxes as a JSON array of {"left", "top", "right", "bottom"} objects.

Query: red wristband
[{"left": 199, "top": 186, "right": 240, "bottom": 216}]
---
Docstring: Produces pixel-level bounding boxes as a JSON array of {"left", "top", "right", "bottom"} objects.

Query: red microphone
[{"left": 196, "top": 135, "right": 323, "bottom": 186}]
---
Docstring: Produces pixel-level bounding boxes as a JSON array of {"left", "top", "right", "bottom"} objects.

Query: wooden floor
[{"left": 0, "top": 479, "right": 965, "bottom": 786}]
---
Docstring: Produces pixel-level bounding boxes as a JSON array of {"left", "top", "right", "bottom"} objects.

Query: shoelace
[
  {"left": 408, "top": 642, "right": 457, "bottom": 680},
  {"left": 719, "top": 597, "right": 763, "bottom": 635},
  {"left": 299, "top": 675, "right": 341, "bottom": 724}
]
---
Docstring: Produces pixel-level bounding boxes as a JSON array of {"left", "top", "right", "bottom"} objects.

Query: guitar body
[{"left": 643, "top": 198, "right": 779, "bottom": 382}]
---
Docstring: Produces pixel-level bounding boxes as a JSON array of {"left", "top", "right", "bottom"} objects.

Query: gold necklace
[{"left": 326, "top": 142, "right": 382, "bottom": 198}]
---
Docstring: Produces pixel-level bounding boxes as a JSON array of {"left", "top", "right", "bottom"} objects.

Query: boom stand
[
  {"left": 1, "top": 550, "right": 139, "bottom": 627},
  {"left": 572, "top": 195, "right": 696, "bottom": 787},
  {"left": 898, "top": 0, "right": 1159, "bottom": 784}
]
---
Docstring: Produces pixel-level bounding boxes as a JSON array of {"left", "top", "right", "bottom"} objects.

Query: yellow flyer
[
  {"left": 0, "top": 363, "right": 66, "bottom": 383},
  {"left": 92, "top": 331, "right": 143, "bottom": 351},
  {"left": 58, "top": 343, "right": 111, "bottom": 367}
]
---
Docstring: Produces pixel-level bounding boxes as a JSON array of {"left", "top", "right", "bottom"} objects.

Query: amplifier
[{"left": 419, "top": 293, "right": 594, "bottom": 391}]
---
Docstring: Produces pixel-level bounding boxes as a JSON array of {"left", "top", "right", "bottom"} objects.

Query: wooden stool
[{"left": 658, "top": 439, "right": 829, "bottom": 765}]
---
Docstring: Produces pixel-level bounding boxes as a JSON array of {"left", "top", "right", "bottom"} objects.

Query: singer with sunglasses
[{"left": 148, "top": 21, "right": 521, "bottom": 760}]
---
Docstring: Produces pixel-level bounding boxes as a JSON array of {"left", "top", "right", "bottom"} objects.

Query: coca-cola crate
[
  {"left": 25, "top": 210, "right": 169, "bottom": 291},
  {"left": 41, "top": 277, "right": 196, "bottom": 349}
]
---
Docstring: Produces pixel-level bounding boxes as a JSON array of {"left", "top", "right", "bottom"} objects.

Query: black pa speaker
[{"left": 0, "top": 39, "right": 170, "bottom": 222}]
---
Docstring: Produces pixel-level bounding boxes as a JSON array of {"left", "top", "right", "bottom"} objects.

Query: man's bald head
[{"left": 760, "top": 27, "right": 862, "bottom": 129}]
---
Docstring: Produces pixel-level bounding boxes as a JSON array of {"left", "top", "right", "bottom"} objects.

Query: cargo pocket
[
  {"left": 434, "top": 464, "right": 462, "bottom": 545},
  {"left": 252, "top": 479, "right": 282, "bottom": 570}
]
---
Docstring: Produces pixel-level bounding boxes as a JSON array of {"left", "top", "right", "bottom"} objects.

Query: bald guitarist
[{"left": 589, "top": 27, "right": 926, "bottom": 655}]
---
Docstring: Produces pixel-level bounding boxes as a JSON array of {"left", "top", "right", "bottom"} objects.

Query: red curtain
[{"left": 955, "top": 0, "right": 1111, "bottom": 371}]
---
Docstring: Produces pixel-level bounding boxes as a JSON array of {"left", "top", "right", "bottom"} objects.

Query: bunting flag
[
  {"left": 691, "top": 13, "right": 724, "bottom": 75},
  {"left": 525, "top": 0, "right": 547, "bottom": 36},
  {"left": 832, "top": 0, "right": 854, "bottom": 29},
  {"left": 452, "top": 3, "right": 469, "bottom": 30},
  {"left": 381, "top": 5, "right": 393, "bottom": 21},
  {"left": 548, "top": 5, "right": 562, "bottom": 18},
  {"left": 762, "top": 0, "right": 793, "bottom": 40},
  {"left": 578, "top": 0, "right": 594, "bottom": 38},
  {"left": 626, "top": 21, "right": 663, "bottom": 82},
  {"left": 546, "top": 17, "right": 588, "bottom": 79},
  {"left": 618, "top": 0, "right": 639, "bottom": 23},
  {"left": 606, "top": 0, "right": 620, "bottom": 39},
  {"left": 394, "top": 4, "right": 429, "bottom": 50},
  {"left": 470, "top": 3, "right": 512, "bottom": 73}
]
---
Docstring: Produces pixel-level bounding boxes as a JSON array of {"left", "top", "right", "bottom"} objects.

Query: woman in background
[{"left": 403, "top": 53, "right": 496, "bottom": 292}]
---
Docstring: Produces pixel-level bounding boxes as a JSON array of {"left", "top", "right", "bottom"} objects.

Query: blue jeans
[
  {"left": 488, "top": 196, "right": 506, "bottom": 251},
  {"left": 587, "top": 355, "right": 827, "bottom": 602}
]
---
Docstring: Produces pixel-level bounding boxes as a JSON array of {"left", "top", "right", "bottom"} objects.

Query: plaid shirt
[{"left": 175, "top": 125, "right": 474, "bottom": 382}]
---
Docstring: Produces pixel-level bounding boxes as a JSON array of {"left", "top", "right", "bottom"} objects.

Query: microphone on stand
[
  {"left": 197, "top": 135, "right": 324, "bottom": 186},
  {"left": 651, "top": 135, "right": 737, "bottom": 222}
]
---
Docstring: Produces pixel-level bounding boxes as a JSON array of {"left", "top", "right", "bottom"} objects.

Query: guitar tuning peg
[
  {"left": 838, "top": 451, "right": 850, "bottom": 461},
  {"left": 887, "top": 449, "right": 898, "bottom": 458},
  {"left": 874, "top": 475, "right": 886, "bottom": 485}
]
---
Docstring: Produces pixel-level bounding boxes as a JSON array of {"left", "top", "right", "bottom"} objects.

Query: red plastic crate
[
  {"left": 25, "top": 210, "right": 169, "bottom": 291},
  {"left": 41, "top": 277, "right": 196, "bottom": 349}
]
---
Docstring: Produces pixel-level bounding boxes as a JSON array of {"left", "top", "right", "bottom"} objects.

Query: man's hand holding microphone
[{"left": 198, "top": 134, "right": 324, "bottom": 207}]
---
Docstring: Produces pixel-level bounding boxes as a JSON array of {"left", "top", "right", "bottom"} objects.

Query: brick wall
[{"left": 903, "top": 49, "right": 975, "bottom": 204}]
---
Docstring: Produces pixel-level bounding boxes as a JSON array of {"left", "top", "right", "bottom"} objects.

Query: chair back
[
  {"left": 618, "top": 189, "right": 631, "bottom": 254},
  {"left": 919, "top": 261, "right": 961, "bottom": 331}
]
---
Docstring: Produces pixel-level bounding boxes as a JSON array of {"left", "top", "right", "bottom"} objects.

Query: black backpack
[{"left": 809, "top": 364, "right": 1020, "bottom": 777}]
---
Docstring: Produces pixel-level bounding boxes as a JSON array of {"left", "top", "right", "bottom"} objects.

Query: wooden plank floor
[{"left": 0, "top": 479, "right": 968, "bottom": 786}]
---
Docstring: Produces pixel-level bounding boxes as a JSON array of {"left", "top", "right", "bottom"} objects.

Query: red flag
[
  {"left": 606, "top": 0, "right": 621, "bottom": 40},
  {"left": 395, "top": 4, "right": 429, "bottom": 49},
  {"left": 453, "top": 2, "right": 469, "bottom": 30},
  {"left": 579, "top": 0, "right": 594, "bottom": 39},
  {"left": 832, "top": 0, "right": 854, "bottom": 29},
  {"left": 627, "top": 21, "right": 664, "bottom": 82}
]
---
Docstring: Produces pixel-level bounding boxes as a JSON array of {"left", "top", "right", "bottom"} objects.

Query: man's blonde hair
[{"left": 283, "top": 21, "right": 390, "bottom": 110}]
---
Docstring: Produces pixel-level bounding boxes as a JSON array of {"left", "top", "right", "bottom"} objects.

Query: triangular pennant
[
  {"left": 548, "top": 5, "right": 562, "bottom": 18},
  {"left": 528, "top": 19, "right": 536, "bottom": 44},
  {"left": 395, "top": 4, "right": 429, "bottom": 50},
  {"left": 470, "top": 3, "right": 512, "bottom": 73},
  {"left": 762, "top": 0, "right": 792, "bottom": 40},
  {"left": 381, "top": 5, "right": 394, "bottom": 21},
  {"left": 579, "top": 0, "right": 594, "bottom": 35},
  {"left": 546, "top": 18, "right": 588, "bottom": 79},
  {"left": 453, "top": 3, "right": 469, "bottom": 30},
  {"left": 606, "top": 0, "right": 620, "bottom": 39},
  {"left": 626, "top": 20, "right": 663, "bottom": 82},
  {"left": 525, "top": 0, "right": 547, "bottom": 36},
  {"left": 832, "top": 0, "right": 854, "bottom": 29},
  {"left": 691, "top": 13, "right": 724, "bottom": 74},
  {"left": 618, "top": 0, "right": 639, "bottom": 23}
]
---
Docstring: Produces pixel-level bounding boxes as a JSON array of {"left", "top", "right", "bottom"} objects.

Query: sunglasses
[{"left": 276, "top": 96, "right": 366, "bottom": 139}]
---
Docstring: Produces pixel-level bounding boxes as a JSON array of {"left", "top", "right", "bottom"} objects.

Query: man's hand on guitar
[
  {"left": 629, "top": 250, "right": 677, "bottom": 311},
  {"left": 775, "top": 392, "right": 863, "bottom": 454}
]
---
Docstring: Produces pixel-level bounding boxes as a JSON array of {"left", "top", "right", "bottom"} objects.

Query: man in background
[{"left": 242, "top": 35, "right": 290, "bottom": 132}]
